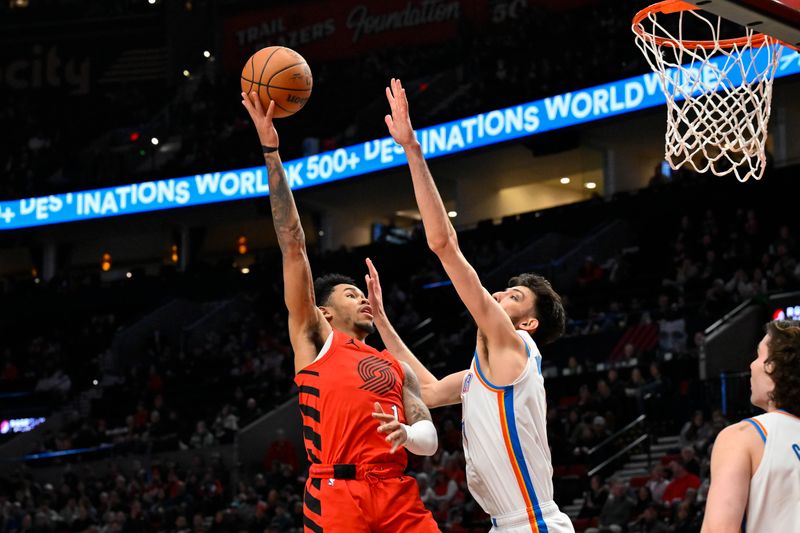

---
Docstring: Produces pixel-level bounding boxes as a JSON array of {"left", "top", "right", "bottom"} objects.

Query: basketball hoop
[{"left": 632, "top": 0, "right": 785, "bottom": 181}]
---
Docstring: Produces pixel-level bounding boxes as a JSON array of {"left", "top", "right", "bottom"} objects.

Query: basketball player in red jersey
[{"left": 241, "top": 92, "right": 441, "bottom": 533}]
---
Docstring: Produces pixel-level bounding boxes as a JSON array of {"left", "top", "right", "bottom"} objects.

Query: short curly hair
[
  {"left": 314, "top": 274, "right": 357, "bottom": 306},
  {"left": 765, "top": 320, "right": 800, "bottom": 417}
]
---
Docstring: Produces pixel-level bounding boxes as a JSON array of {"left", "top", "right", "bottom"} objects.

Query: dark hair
[
  {"left": 508, "top": 273, "right": 566, "bottom": 345},
  {"left": 765, "top": 320, "right": 800, "bottom": 417},
  {"left": 314, "top": 274, "right": 357, "bottom": 306}
]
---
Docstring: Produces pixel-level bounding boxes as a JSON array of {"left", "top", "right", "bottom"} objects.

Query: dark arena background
[{"left": 2, "top": 0, "right": 800, "bottom": 532}]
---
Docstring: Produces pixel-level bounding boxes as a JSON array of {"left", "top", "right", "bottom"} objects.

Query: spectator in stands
[
  {"left": 645, "top": 463, "right": 669, "bottom": 502},
  {"left": 633, "top": 485, "right": 654, "bottom": 517},
  {"left": 661, "top": 460, "right": 700, "bottom": 505},
  {"left": 595, "top": 380, "right": 621, "bottom": 419},
  {"left": 565, "top": 355, "right": 584, "bottom": 375},
  {"left": 1, "top": 357, "right": 19, "bottom": 382},
  {"left": 416, "top": 473, "right": 437, "bottom": 508},
  {"left": 630, "top": 503, "right": 669, "bottom": 533},
  {"left": 34, "top": 367, "right": 72, "bottom": 398},
  {"left": 679, "top": 410, "right": 713, "bottom": 451},
  {"left": 680, "top": 446, "right": 700, "bottom": 476},
  {"left": 188, "top": 421, "right": 215, "bottom": 449},
  {"left": 586, "top": 478, "right": 635, "bottom": 533},
  {"left": 262, "top": 429, "right": 298, "bottom": 474},
  {"left": 239, "top": 398, "right": 262, "bottom": 427},
  {"left": 211, "top": 404, "right": 239, "bottom": 442},
  {"left": 671, "top": 499, "right": 700, "bottom": 533},
  {"left": 578, "top": 256, "right": 605, "bottom": 288},
  {"left": 579, "top": 474, "right": 609, "bottom": 519}
]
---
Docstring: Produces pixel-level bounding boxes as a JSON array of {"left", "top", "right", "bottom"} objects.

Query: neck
[{"left": 334, "top": 324, "right": 368, "bottom": 342}]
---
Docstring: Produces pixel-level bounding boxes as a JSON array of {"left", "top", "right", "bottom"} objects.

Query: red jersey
[{"left": 294, "top": 328, "right": 408, "bottom": 468}]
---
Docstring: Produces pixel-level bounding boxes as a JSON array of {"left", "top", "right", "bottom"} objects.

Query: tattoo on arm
[
  {"left": 265, "top": 153, "right": 305, "bottom": 252},
  {"left": 401, "top": 362, "right": 432, "bottom": 424}
]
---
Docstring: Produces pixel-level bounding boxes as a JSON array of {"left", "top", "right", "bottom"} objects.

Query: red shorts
[{"left": 303, "top": 463, "right": 440, "bottom": 532}]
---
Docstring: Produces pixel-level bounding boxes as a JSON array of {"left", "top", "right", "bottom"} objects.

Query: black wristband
[{"left": 262, "top": 145, "right": 278, "bottom": 154}]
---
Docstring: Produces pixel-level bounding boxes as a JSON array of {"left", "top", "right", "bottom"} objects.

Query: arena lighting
[
  {"left": 126, "top": 271, "right": 132, "bottom": 278},
  {"left": 170, "top": 244, "right": 179, "bottom": 263},
  {"left": 0, "top": 418, "right": 45, "bottom": 435},
  {"left": 237, "top": 235, "right": 248, "bottom": 255},
  {"left": 150, "top": 137, "right": 159, "bottom": 146},
  {"left": 240, "top": 267, "right": 250, "bottom": 274},
  {"left": 560, "top": 177, "right": 571, "bottom": 184},
  {"left": 93, "top": 380, "right": 98, "bottom": 386},
  {"left": 130, "top": 132, "right": 140, "bottom": 142},
  {"left": 147, "top": 0, "right": 156, "bottom": 4},
  {"left": 447, "top": 211, "right": 457, "bottom": 218},
  {"left": 182, "top": 69, "right": 191, "bottom": 78},
  {"left": 101, "top": 253, "right": 112, "bottom": 272},
  {"left": 585, "top": 182, "right": 597, "bottom": 190},
  {"left": 203, "top": 50, "right": 211, "bottom": 59},
  {"left": 1, "top": 48, "right": 798, "bottom": 231}
]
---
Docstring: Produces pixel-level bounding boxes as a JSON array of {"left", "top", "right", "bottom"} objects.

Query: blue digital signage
[{"left": 2, "top": 48, "right": 798, "bottom": 230}]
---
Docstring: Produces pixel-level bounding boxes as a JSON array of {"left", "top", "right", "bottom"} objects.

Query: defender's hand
[
  {"left": 241, "top": 91, "right": 279, "bottom": 149},
  {"left": 384, "top": 78, "right": 417, "bottom": 148},
  {"left": 364, "top": 258, "right": 386, "bottom": 320},
  {"left": 372, "top": 402, "right": 407, "bottom": 453}
]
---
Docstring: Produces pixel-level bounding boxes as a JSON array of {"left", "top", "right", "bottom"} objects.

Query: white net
[{"left": 633, "top": 2, "right": 783, "bottom": 181}]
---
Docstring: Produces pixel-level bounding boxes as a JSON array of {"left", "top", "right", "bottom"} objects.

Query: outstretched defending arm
[
  {"left": 384, "top": 79, "right": 525, "bottom": 380},
  {"left": 241, "top": 93, "right": 330, "bottom": 372},
  {"left": 365, "top": 258, "right": 465, "bottom": 408}
]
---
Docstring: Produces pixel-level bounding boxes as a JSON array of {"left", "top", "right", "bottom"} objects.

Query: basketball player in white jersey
[
  {"left": 701, "top": 320, "right": 800, "bottom": 532},
  {"left": 366, "top": 78, "right": 575, "bottom": 532}
]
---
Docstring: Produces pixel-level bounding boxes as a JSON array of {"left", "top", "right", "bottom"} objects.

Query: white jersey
[
  {"left": 744, "top": 410, "right": 800, "bottom": 532},
  {"left": 461, "top": 330, "right": 573, "bottom": 533}
]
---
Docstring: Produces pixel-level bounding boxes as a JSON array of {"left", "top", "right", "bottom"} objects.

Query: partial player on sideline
[
  {"left": 241, "top": 91, "right": 440, "bottom": 533},
  {"left": 366, "top": 78, "right": 575, "bottom": 533},
  {"left": 701, "top": 320, "right": 800, "bottom": 532}
]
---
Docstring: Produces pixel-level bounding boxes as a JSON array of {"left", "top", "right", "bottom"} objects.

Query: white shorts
[{"left": 489, "top": 501, "right": 575, "bottom": 533}]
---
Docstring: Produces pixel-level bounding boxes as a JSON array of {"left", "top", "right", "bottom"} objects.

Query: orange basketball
[{"left": 240, "top": 46, "right": 313, "bottom": 118}]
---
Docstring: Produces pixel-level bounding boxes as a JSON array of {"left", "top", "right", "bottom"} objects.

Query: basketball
[{"left": 240, "top": 46, "right": 313, "bottom": 118}]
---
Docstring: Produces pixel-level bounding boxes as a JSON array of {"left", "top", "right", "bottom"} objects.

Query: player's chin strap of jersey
[{"left": 401, "top": 420, "right": 437, "bottom": 456}]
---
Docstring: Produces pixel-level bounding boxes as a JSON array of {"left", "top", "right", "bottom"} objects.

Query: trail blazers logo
[{"left": 357, "top": 356, "right": 396, "bottom": 395}]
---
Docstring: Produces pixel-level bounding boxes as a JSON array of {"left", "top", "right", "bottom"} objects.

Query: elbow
[
  {"left": 420, "top": 387, "right": 437, "bottom": 409},
  {"left": 427, "top": 233, "right": 458, "bottom": 256},
  {"left": 420, "top": 381, "right": 444, "bottom": 408},
  {"left": 277, "top": 226, "right": 306, "bottom": 253}
]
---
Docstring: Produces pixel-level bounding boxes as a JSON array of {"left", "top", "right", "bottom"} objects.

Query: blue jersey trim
[
  {"left": 504, "top": 388, "right": 549, "bottom": 532},
  {"left": 744, "top": 418, "right": 767, "bottom": 443}
]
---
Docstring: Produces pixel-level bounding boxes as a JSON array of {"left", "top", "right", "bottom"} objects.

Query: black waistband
[{"left": 332, "top": 464, "right": 356, "bottom": 479}]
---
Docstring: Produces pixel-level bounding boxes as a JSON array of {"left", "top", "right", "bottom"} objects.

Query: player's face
[
  {"left": 750, "top": 333, "right": 775, "bottom": 410},
  {"left": 491, "top": 285, "right": 538, "bottom": 333},
  {"left": 327, "top": 284, "right": 375, "bottom": 337}
]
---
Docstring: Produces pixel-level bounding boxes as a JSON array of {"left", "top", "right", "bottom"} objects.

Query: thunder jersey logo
[{"left": 357, "top": 356, "right": 396, "bottom": 395}]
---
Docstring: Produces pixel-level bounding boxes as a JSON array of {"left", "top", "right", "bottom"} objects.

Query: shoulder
[{"left": 712, "top": 420, "right": 765, "bottom": 455}]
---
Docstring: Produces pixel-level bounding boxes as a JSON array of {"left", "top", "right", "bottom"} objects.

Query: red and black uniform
[{"left": 295, "top": 328, "right": 439, "bottom": 532}]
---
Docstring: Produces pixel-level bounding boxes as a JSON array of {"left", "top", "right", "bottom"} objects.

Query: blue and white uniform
[
  {"left": 461, "top": 330, "right": 574, "bottom": 533},
  {"left": 743, "top": 410, "right": 800, "bottom": 532}
]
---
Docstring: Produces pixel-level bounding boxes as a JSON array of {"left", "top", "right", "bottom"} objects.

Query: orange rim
[{"left": 632, "top": 0, "right": 773, "bottom": 49}]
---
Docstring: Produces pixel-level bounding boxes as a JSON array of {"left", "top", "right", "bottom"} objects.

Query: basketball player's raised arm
[
  {"left": 384, "top": 79, "right": 521, "bottom": 352},
  {"left": 701, "top": 423, "right": 756, "bottom": 533},
  {"left": 365, "top": 258, "right": 465, "bottom": 407},
  {"left": 242, "top": 93, "right": 329, "bottom": 372}
]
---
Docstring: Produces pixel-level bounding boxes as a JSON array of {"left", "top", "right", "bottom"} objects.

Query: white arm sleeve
[{"left": 401, "top": 420, "right": 438, "bottom": 456}]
